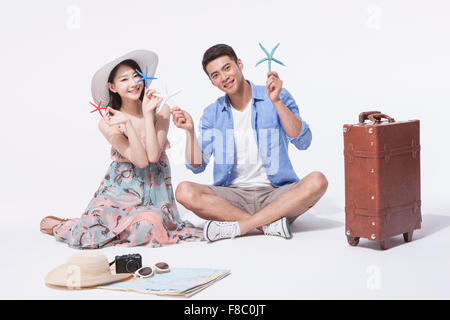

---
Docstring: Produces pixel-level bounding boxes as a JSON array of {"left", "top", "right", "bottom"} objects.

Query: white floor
[{"left": 2, "top": 203, "right": 450, "bottom": 300}]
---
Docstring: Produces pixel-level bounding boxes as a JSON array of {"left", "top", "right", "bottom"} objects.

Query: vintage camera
[{"left": 114, "top": 254, "right": 142, "bottom": 273}]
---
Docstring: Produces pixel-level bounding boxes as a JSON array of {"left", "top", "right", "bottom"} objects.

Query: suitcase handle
[
  {"left": 368, "top": 113, "right": 395, "bottom": 124},
  {"left": 359, "top": 111, "right": 382, "bottom": 123}
]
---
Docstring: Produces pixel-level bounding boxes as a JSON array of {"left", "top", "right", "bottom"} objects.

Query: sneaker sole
[
  {"left": 282, "top": 217, "right": 292, "bottom": 239},
  {"left": 203, "top": 221, "right": 212, "bottom": 242}
]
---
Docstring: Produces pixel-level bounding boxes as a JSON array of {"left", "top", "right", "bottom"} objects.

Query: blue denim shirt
[{"left": 185, "top": 80, "right": 312, "bottom": 187}]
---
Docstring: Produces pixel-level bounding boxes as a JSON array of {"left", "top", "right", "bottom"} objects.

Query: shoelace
[
  {"left": 263, "top": 220, "right": 282, "bottom": 236},
  {"left": 217, "top": 222, "right": 239, "bottom": 239}
]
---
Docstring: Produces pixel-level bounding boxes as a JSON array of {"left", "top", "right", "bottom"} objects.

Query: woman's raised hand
[
  {"left": 142, "top": 88, "right": 163, "bottom": 115},
  {"left": 170, "top": 106, "right": 194, "bottom": 132},
  {"left": 104, "top": 107, "right": 130, "bottom": 125}
]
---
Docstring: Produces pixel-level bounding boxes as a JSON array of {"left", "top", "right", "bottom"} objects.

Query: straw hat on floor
[{"left": 45, "top": 251, "right": 131, "bottom": 289}]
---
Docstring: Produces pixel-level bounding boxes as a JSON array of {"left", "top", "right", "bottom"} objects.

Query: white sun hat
[{"left": 45, "top": 251, "right": 132, "bottom": 289}]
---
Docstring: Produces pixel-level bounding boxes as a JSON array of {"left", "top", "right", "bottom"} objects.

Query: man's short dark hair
[{"left": 202, "top": 44, "right": 238, "bottom": 76}]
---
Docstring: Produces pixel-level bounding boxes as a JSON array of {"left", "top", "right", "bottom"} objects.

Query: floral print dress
[{"left": 53, "top": 137, "right": 204, "bottom": 249}]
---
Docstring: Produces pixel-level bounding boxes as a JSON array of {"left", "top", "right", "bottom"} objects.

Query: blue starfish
[
  {"left": 255, "top": 42, "right": 286, "bottom": 73},
  {"left": 136, "top": 65, "right": 157, "bottom": 89}
]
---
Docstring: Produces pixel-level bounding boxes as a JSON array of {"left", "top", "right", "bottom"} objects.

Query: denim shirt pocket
[{"left": 259, "top": 110, "right": 279, "bottom": 128}]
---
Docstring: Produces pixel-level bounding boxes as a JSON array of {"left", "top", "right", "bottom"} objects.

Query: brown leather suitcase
[{"left": 343, "top": 111, "right": 422, "bottom": 250}]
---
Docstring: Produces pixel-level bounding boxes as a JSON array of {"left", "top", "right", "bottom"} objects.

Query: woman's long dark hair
[{"left": 107, "top": 59, "right": 145, "bottom": 110}]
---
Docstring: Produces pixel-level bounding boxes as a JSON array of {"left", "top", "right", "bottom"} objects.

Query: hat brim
[
  {"left": 45, "top": 263, "right": 132, "bottom": 289},
  {"left": 91, "top": 49, "right": 158, "bottom": 107}
]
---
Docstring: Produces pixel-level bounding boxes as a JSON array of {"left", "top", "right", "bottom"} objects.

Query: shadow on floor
[
  {"left": 355, "top": 235, "right": 408, "bottom": 251},
  {"left": 412, "top": 213, "right": 450, "bottom": 240}
]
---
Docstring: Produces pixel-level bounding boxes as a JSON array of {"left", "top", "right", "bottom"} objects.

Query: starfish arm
[
  {"left": 272, "top": 58, "right": 286, "bottom": 66},
  {"left": 136, "top": 69, "right": 144, "bottom": 77},
  {"left": 270, "top": 43, "right": 280, "bottom": 56},
  {"left": 155, "top": 97, "right": 168, "bottom": 113},
  {"left": 89, "top": 101, "right": 107, "bottom": 117},
  {"left": 255, "top": 57, "right": 269, "bottom": 67},
  {"left": 137, "top": 78, "right": 144, "bottom": 83},
  {"left": 91, "top": 107, "right": 108, "bottom": 113},
  {"left": 259, "top": 43, "right": 270, "bottom": 57},
  {"left": 167, "top": 90, "right": 181, "bottom": 99}
]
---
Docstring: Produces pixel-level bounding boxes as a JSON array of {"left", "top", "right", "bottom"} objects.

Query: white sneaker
[
  {"left": 262, "top": 217, "right": 292, "bottom": 239},
  {"left": 203, "top": 221, "right": 241, "bottom": 242}
]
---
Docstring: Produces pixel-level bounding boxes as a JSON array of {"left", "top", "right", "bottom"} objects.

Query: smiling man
[{"left": 171, "top": 44, "right": 328, "bottom": 242}]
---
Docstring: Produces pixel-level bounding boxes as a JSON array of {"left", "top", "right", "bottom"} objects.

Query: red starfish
[{"left": 89, "top": 101, "right": 108, "bottom": 118}]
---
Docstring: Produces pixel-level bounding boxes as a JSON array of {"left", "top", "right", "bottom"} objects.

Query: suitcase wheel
[
  {"left": 403, "top": 231, "right": 414, "bottom": 242},
  {"left": 346, "top": 236, "right": 360, "bottom": 246},
  {"left": 379, "top": 239, "right": 390, "bottom": 250}
]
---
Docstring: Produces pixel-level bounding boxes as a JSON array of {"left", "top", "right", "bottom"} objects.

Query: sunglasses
[{"left": 134, "top": 262, "right": 170, "bottom": 279}]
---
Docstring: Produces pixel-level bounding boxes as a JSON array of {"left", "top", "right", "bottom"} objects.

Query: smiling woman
[
  {"left": 107, "top": 59, "right": 145, "bottom": 111},
  {"left": 39, "top": 50, "right": 204, "bottom": 249}
]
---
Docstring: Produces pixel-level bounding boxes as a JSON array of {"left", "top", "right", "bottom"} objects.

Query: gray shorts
[{"left": 207, "top": 183, "right": 300, "bottom": 224}]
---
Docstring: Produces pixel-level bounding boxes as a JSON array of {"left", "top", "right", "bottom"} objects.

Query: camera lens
[{"left": 126, "top": 260, "right": 140, "bottom": 273}]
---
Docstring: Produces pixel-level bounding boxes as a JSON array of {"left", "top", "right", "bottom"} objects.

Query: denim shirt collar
[{"left": 221, "top": 80, "right": 265, "bottom": 111}]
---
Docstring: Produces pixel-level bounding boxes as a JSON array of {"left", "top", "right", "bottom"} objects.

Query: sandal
[{"left": 40, "top": 216, "right": 69, "bottom": 235}]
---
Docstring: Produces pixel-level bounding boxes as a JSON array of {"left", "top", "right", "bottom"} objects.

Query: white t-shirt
[{"left": 229, "top": 101, "right": 272, "bottom": 187}]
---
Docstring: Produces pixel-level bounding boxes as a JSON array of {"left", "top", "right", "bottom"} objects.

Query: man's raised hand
[
  {"left": 170, "top": 107, "right": 194, "bottom": 132},
  {"left": 266, "top": 71, "right": 283, "bottom": 103}
]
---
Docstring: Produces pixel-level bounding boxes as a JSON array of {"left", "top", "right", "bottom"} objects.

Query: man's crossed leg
[{"left": 176, "top": 171, "right": 328, "bottom": 242}]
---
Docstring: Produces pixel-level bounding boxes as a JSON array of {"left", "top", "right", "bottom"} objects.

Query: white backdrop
[
  {"left": 2, "top": 0, "right": 450, "bottom": 301},
  {"left": 1, "top": 0, "right": 449, "bottom": 232}
]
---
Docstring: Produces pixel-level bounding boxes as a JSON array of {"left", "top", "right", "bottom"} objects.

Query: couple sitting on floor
[{"left": 40, "top": 44, "right": 328, "bottom": 249}]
